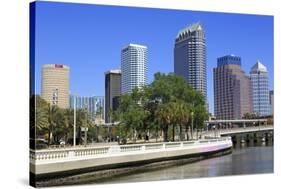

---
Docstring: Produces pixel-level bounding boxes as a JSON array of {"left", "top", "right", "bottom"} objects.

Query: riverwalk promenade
[{"left": 30, "top": 137, "right": 232, "bottom": 180}]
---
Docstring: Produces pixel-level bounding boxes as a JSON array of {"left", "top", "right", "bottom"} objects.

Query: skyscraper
[
  {"left": 121, "top": 44, "right": 148, "bottom": 94},
  {"left": 69, "top": 95, "right": 105, "bottom": 120},
  {"left": 174, "top": 22, "right": 207, "bottom": 105},
  {"left": 41, "top": 64, "right": 70, "bottom": 108},
  {"left": 250, "top": 61, "right": 270, "bottom": 116},
  {"left": 214, "top": 55, "right": 252, "bottom": 119},
  {"left": 105, "top": 69, "right": 121, "bottom": 123}
]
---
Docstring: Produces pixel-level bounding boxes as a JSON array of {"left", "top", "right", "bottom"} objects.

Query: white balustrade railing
[
  {"left": 120, "top": 145, "right": 142, "bottom": 152},
  {"left": 30, "top": 137, "right": 232, "bottom": 162},
  {"left": 165, "top": 142, "right": 181, "bottom": 148},
  {"left": 182, "top": 141, "right": 195, "bottom": 146},
  {"left": 145, "top": 143, "right": 163, "bottom": 150}
]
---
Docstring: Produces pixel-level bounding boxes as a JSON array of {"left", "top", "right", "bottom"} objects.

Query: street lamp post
[
  {"left": 84, "top": 105, "right": 89, "bottom": 146},
  {"left": 73, "top": 95, "right": 76, "bottom": 147},
  {"left": 191, "top": 111, "right": 194, "bottom": 140}
]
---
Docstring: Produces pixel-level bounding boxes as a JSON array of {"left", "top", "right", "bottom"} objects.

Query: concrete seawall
[{"left": 30, "top": 137, "right": 232, "bottom": 186}]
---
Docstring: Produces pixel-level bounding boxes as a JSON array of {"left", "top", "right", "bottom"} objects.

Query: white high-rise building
[
  {"left": 250, "top": 61, "right": 270, "bottom": 116},
  {"left": 121, "top": 44, "right": 148, "bottom": 94}
]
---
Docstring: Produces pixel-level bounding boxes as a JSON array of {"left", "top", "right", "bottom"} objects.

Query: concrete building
[
  {"left": 41, "top": 64, "right": 70, "bottom": 108},
  {"left": 174, "top": 22, "right": 207, "bottom": 108},
  {"left": 69, "top": 95, "right": 105, "bottom": 121},
  {"left": 269, "top": 90, "right": 274, "bottom": 115},
  {"left": 250, "top": 61, "right": 270, "bottom": 116},
  {"left": 105, "top": 69, "right": 121, "bottom": 123},
  {"left": 121, "top": 44, "right": 147, "bottom": 94},
  {"left": 213, "top": 55, "right": 252, "bottom": 119}
]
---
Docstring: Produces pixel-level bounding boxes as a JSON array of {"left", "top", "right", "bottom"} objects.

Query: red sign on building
[{"left": 55, "top": 64, "right": 63, "bottom": 68}]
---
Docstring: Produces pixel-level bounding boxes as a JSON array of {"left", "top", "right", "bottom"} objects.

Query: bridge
[
  {"left": 219, "top": 125, "right": 273, "bottom": 136},
  {"left": 205, "top": 119, "right": 268, "bottom": 129},
  {"left": 201, "top": 125, "right": 273, "bottom": 138},
  {"left": 197, "top": 125, "right": 274, "bottom": 145}
]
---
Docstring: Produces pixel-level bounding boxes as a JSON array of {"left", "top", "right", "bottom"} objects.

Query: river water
[{"left": 102, "top": 142, "right": 273, "bottom": 184}]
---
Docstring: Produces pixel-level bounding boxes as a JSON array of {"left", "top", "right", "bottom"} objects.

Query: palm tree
[
  {"left": 171, "top": 101, "right": 188, "bottom": 141},
  {"left": 169, "top": 102, "right": 177, "bottom": 141},
  {"left": 155, "top": 103, "right": 173, "bottom": 142},
  {"left": 31, "top": 95, "right": 49, "bottom": 138},
  {"left": 46, "top": 104, "right": 59, "bottom": 146},
  {"left": 35, "top": 102, "right": 48, "bottom": 137},
  {"left": 193, "top": 105, "right": 209, "bottom": 139},
  {"left": 63, "top": 108, "right": 74, "bottom": 144}
]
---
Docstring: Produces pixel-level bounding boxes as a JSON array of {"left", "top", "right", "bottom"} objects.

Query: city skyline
[{"left": 34, "top": 1, "right": 273, "bottom": 113}]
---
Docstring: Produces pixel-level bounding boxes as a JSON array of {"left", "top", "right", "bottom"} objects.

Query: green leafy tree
[
  {"left": 63, "top": 108, "right": 74, "bottom": 143},
  {"left": 116, "top": 89, "right": 147, "bottom": 141},
  {"left": 243, "top": 112, "right": 258, "bottom": 119},
  {"left": 115, "top": 72, "right": 208, "bottom": 143},
  {"left": 33, "top": 96, "right": 49, "bottom": 138},
  {"left": 193, "top": 105, "right": 209, "bottom": 138},
  {"left": 155, "top": 102, "right": 173, "bottom": 142},
  {"left": 52, "top": 109, "right": 66, "bottom": 144}
]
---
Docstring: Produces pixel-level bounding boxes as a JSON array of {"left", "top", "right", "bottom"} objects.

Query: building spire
[
  {"left": 176, "top": 22, "right": 203, "bottom": 39},
  {"left": 250, "top": 60, "right": 267, "bottom": 73}
]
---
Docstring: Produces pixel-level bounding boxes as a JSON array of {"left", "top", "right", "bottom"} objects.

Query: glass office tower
[
  {"left": 250, "top": 61, "right": 270, "bottom": 116},
  {"left": 69, "top": 95, "right": 105, "bottom": 120},
  {"left": 174, "top": 22, "right": 207, "bottom": 109}
]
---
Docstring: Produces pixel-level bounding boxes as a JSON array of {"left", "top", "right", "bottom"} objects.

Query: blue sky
[{"left": 34, "top": 1, "right": 274, "bottom": 113}]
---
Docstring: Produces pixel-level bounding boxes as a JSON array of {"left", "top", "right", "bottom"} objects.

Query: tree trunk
[
  {"left": 48, "top": 128, "right": 53, "bottom": 146},
  {"left": 179, "top": 125, "right": 182, "bottom": 141},
  {"left": 48, "top": 130, "right": 51, "bottom": 146},
  {"left": 196, "top": 127, "right": 198, "bottom": 140},
  {"left": 163, "top": 126, "right": 168, "bottom": 142},
  {"left": 185, "top": 124, "right": 189, "bottom": 141},
  {"left": 156, "top": 128, "right": 158, "bottom": 142},
  {"left": 172, "top": 125, "right": 175, "bottom": 141},
  {"left": 64, "top": 133, "right": 68, "bottom": 145}
]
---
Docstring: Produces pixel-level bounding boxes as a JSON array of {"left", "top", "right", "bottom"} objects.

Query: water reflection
[{"left": 103, "top": 142, "right": 273, "bottom": 184}]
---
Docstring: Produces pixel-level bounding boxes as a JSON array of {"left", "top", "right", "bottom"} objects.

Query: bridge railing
[
  {"left": 218, "top": 125, "right": 273, "bottom": 134},
  {"left": 30, "top": 137, "right": 232, "bottom": 162}
]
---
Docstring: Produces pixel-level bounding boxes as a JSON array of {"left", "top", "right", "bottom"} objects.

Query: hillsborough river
[{"left": 101, "top": 142, "right": 273, "bottom": 184}]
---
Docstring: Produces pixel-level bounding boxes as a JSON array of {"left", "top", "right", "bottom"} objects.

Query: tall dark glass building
[
  {"left": 105, "top": 69, "right": 121, "bottom": 123},
  {"left": 174, "top": 22, "right": 207, "bottom": 109}
]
